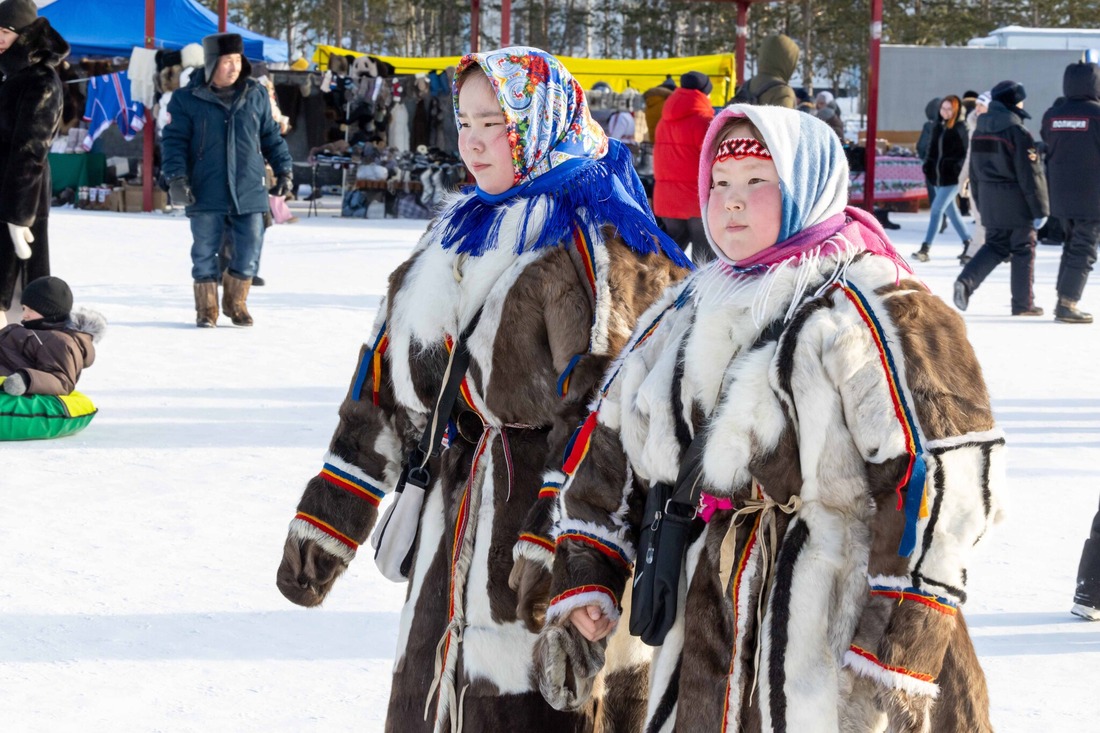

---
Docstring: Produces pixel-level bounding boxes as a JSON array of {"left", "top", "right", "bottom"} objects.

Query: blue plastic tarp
[{"left": 40, "top": 0, "right": 287, "bottom": 62}]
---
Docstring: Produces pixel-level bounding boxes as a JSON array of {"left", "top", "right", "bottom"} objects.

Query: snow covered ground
[{"left": 2, "top": 206, "right": 1097, "bottom": 731}]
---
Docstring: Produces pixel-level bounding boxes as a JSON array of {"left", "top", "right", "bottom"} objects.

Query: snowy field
[{"left": 1, "top": 205, "right": 1097, "bottom": 732}]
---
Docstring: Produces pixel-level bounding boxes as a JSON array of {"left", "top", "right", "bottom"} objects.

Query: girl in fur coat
[
  {"left": 533, "top": 105, "right": 1004, "bottom": 732},
  {"left": 275, "top": 48, "right": 689, "bottom": 733}
]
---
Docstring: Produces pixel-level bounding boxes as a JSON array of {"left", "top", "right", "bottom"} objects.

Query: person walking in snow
[
  {"left": 0, "top": 275, "right": 104, "bottom": 396},
  {"left": 162, "top": 33, "right": 292, "bottom": 328},
  {"left": 955, "top": 80, "right": 1049, "bottom": 316},
  {"left": 530, "top": 104, "right": 1001, "bottom": 731},
  {"left": 733, "top": 33, "right": 799, "bottom": 108},
  {"left": 958, "top": 90, "right": 991, "bottom": 264},
  {"left": 1040, "top": 60, "right": 1100, "bottom": 324},
  {"left": 913, "top": 95, "right": 972, "bottom": 262},
  {"left": 653, "top": 70, "right": 715, "bottom": 265},
  {"left": 274, "top": 47, "right": 689, "bottom": 733},
  {"left": 0, "top": 0, "right": 68, "bottom": 324}
]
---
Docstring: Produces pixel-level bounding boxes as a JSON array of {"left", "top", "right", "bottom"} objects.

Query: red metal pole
[
  {"left": 142, "top": 0, "right": 155, "bottom": 212},
  {"left": 735, "top": 1, "right": 748, "bottom": 91},
  {"left": 863, "top": 0, "right": 882, "bottom": 213},
  {"left": 218, "top": 0, "right": 227, "bottom": 33},
  {"left": 471, "top": 0, "right": 480, "bottom": 52},
  {"left": 501, "top": 0, "right": 511, "bottom": 46}
]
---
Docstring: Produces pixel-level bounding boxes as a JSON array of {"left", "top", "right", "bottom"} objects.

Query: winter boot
[
  {"left": 1054, "top": 298, "right": 1093, "bottom": 324},
  {"left": 251, "top": 275, "right": 266, "bottom": 287},
  {"left": 222, "top": 273, "right": 254, "bottom": 327},
  {"left": 913, "top": 243, "right": 931, "bottom": 262},
  {"left": 1012, "top": 306, "right": 1044, "bottom": 317},
  {"left": 959, "top": 239, "right": 973, "bottom": 265},
  {"left": 1073, "top": 538, "right": 1100, "bottom": 621},
  {"left": 953, "top": 280, "right": 970, "bottom": 311},
  {"left": 193, "top": 281, "right": 219, "bottom": 328}
]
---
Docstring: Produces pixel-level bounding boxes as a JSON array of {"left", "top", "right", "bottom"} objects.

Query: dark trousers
[
  {"left": 661, "top": 216, "right": 713, "bottom": 266},
  {"left": 958, "top": 226, "right": 1036, "bottom": 313},
  {"left": 1057, "top": 219, "right": 1100, "bottom": 302},
  {"left": 1075, "top": 494, "right": 1100, "bottom": 606}
]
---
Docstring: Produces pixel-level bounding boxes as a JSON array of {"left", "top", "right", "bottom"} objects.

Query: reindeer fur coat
[
  {"left": 540, "top": 249, "right": 1004, "bottom": 733},
  {"left": 277, "top": 197, "right": 685, "bottom": 733}
]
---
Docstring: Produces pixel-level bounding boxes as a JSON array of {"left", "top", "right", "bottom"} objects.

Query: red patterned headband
[{"left": 714, "top": 137, "right": 771, "bottom": 163}]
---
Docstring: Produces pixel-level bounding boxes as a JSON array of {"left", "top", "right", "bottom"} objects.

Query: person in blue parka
[{"left": 162, "top": 33, "right": 292, "bottom": 328}]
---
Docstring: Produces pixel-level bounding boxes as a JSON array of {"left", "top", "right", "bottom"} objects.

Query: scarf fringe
[{"left": 437, "top": 151, "right": 691, "bottom": 268}]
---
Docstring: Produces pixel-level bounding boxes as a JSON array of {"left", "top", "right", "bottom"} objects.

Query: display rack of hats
[{"left": 306, "top": 54, "right": 467, "bottom": 219}]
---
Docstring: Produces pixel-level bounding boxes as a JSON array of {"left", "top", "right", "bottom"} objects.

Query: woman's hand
[{"left": 569, "top": 604, "right": 615, "bottom": 642}]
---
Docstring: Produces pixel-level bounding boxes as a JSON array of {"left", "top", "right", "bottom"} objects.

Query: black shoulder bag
[{"left": 628, "top": 432, "right": 707, "bottom": 646}]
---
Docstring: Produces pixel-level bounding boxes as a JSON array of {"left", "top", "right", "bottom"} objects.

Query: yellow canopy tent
[{"left": 312, "top": 45, "right": 736, "bottom": 106}]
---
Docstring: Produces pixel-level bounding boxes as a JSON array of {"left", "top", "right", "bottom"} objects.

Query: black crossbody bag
[
  {"left": 628, "top": 432, "right": 707, "bottom": 646},
  {"left": 371, "top": 307, "right": 483, "bottom": 582}
]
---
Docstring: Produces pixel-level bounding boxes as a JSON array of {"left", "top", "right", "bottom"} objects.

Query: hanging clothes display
[{"left": 82, "top": 70, "right": 145, "bottom": 150}]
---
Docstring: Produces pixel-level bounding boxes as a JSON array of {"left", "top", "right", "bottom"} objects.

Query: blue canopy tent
[{"left": 40, "top": 0, "right": 287, "bottom": 62}]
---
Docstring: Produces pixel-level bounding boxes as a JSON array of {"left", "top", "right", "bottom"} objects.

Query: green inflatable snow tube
[{"left": 0, "top": 376, "right": 98, "bottom": 441}]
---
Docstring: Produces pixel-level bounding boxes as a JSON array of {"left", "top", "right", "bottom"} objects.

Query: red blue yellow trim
[
  {"left": 557, "top": 354, "right": 584, "bottom": 397},
  {"left": 723, "top": 513, "right": 763, "bottom": 731},
  {"left": 519, "top": 532, "right": 555, "bottom": 553},
  {"left": 319, "top": 463, "right": 384, "bottom": 507},
  {"left": 839, "top": 283, "right": 927, "bottom": 557},
  {"left": 549, "top": 584, "right": 618, "bottom": 609},
  {"left": 556, "top": 529, "right": 631, "bottom": 568},
  {"left": 870, "top": 586, "right": 958, "bottom": 616},
  {"left": 444, "top": 334, "right": 485, "bottom": 421},
  {"left": 352, "top": 322, "right": 389, "bottom": 405},
  {"left": 573, "top": 226, "right": 597, "bottom": 297},
  {"left": 294, "top": 512, "right": 359, "bottom": 551},
  {"left": 538, "top": 480, "right": 563, "bottom": 499},
  {"left": 562, "top": 411, "right": 599, "bottom": 475},
  {"left": 848, "top": 644, "right": 935, "bottom": 683}
]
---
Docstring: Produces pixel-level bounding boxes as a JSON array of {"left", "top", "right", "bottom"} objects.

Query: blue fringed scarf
[
  {"left": 443, "top": 47, "right": 690, "bottom": 268},
  {"left": 438, "top": 139, "right": 689, "bottom": 267}
]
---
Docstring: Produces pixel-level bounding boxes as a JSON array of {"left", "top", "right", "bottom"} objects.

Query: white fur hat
[{"left": 181, "top": 43, "right": 204, "bottom": 70}]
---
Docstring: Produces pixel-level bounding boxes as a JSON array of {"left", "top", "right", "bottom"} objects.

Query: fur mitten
[
  {"left": 7, "top": 223, "right": 33, "bottom": 260},
  {"left": 509, "top": 554, "right": 552, "bottom": 632},
  {"left": 533, "top": 619, "right": 606, "bottom": 712}
]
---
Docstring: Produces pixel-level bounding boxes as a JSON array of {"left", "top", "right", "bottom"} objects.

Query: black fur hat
[
  {"left": 0, "top": 0, "right": 36, "bottom": 33},
  {"left": 201, "top": 33, "right": 251, "bottom": 85},
  {"left": 22, "top": 276, "right": 73, "bottom": 321},
  {"left": 991, "top": 80, "right": 1026, "bottom": 108}
]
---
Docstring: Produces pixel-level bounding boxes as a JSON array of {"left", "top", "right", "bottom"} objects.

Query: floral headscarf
[{"left": 454, "top": 47, "right": 608, "bottom": 189}]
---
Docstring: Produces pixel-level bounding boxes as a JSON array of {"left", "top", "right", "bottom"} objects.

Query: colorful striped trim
[
  {"left": 556, "top": 530, "right": 631, "bottom": 568},
  {"left": 573, "top": 226, "right": 598, "bottom": 298},
  {"left": 839, "top": 283, "right": 927, "bottom": 557},
  {"left": 519, "top": 532, "right": 556, "bottom": 553},
  {"left": 549, "top": 584, "right": 618, "bottom": 609},
  {"left": 319, "top": 463, "right": 385, "bottom": 507},
  {"left": 538, "top": 480, "right": 563, "bottom": 499},
  {"left": 556, "top": 353, "right": 584, "bottom": 397},
  {"left": 293, "top": 512, "right": 359, "bottom": 551},
  {"left": 562, "top": 411, "right": 599, "bottom": 476},
  {"left": 352, "top": 322, "right": 389, "bottom": 405},
  {"left": 870, "top": 586, "right": 958, "bottom": 616},
  {"left": 848, "top": 644, "right": 934, "bottom": 683},
  {"left": 444, "top": 334, "right": 486, "bottom": 421}
]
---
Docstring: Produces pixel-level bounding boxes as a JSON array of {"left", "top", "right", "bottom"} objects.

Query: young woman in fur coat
[
  {"left": 532, "top": 105, "right": 1004, "bottom": 732},
  {"left": 0, "top": 2, "right": 68, "bottom": 322},
  {"left": 274, "top": 48, "right": 689, "bottom": 733}
]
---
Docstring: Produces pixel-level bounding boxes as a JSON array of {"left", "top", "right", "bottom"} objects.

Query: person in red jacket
[{"left": 653, "top": 70, "right": 715, "bottom": 265}]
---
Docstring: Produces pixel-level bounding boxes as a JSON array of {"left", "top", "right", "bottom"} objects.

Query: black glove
[
  {"left": 168, "top": 177, "right": 196, "bottom": 206},
  {"left": 269, "top": 171, "right": 293, "bottom": 198},
  {"left": 3, "top": 372, "right": 27, "bottom": 396}
]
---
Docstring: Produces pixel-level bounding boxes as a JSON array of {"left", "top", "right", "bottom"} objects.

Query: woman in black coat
[
  {"left": 914, "top": 94, "right": 972, "bottom": 261},
  {"left": 0, "top": 2, "right": 68, "bottom": 321}
]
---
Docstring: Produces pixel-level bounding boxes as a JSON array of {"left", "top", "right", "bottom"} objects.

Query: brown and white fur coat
[
  {"left": 539, "top": 248, "right": 1004, "bottom": 732},
  {"left": 277, "top": 194, "right": 685, "bottom": 733}
]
